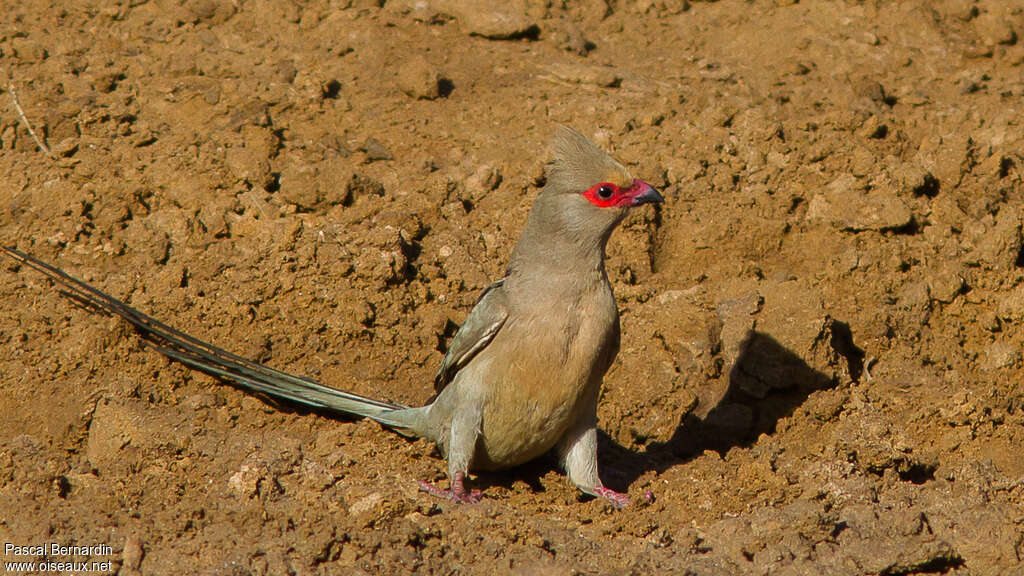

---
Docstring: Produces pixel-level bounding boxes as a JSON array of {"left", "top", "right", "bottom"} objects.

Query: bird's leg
[
  {"left": 418, "top": 403, "right": 483, "bottom": 503},
  {"left": 558, "top": 407, "right": 630, "bottom": 509},
  {"left": 418, "top": 471, "right": 480, "bottom": 503}
]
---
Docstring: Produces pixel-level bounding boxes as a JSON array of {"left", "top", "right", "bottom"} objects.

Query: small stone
[
  {"left": 839, "top": 247, "right": 860, "bottom": 271},
  {"left": 656, "top": 286, "right": 703, "bottom": 305},
  {"left": 927, "top": 266, "right": 965, "bottom": 303},
  {"left": 122, "top": 537, "right": 144, "bottom": 570},
  {"left": 362, "top": 137, "right": 393, "bottom": 162},
  {"left": 974, "top": 11, "right": 1017, "bottom": 46},
  {"left": 546, "top": 62, "right": 622, "bottom": 88},
  {"left": 386, "top": 0, "right": 443, "bottom": 22},
  {"left": 899, "top": 281, "right": 931, "bottom": 311},
  {"left": 397, "top": 56, "right": 443, "bottom": 100},
  {"left": 979, "top": 310, "right": 1001, "bottom": 332},
  {"left": 184, "top": 0, "right": 235, "bottom": 24},
  {"left": 982, "top": 341, "right": 1021, "bottom": 371},
  {"left": 890, "top": 161, "right": 938, "bottom": 196},
  {"left": 716, "top": 292, "right": 763, "bottom": 369},
  {"left": 52, "top": 137, "right": 78, "bottom": 157},
  {"left": 440, "top": 0, "right": 538, "bottom": 39},
  {"left": 554, "top": 23, "right": 593, "bottom": 55},
  {"left": 225, "top": 145, "right": 273, "bottom": 188},
  {"left": 997, "top": 285, "right": 1024, "bottom": 321},
  {"left": 228, "top": 464, "right": 261, "bottom": 497},
  {"left": 857, "top": 115, "right": 888, "bottom": 139},
  {"left": 808, "top": 174, "right": 912, "bottom": 232},
  {"left": 349, "top": 491, "right": 384, "bottom": 515},
  {"left": 465, "top": 164, "right": 502, "bottom": 198},
  {"left": 278, "top": 162, "right": 320, "bottom": 208},
  {"left": 972, "top": 208, "right": 1021, "bottom": 270}
]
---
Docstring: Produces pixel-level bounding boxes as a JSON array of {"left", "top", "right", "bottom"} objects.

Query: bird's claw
[
  {"left": 418, "top": 472, "right": 482, "bottom": 504},
  {"left": 594, "top": 486, "right": 629, "bottom": 508}
]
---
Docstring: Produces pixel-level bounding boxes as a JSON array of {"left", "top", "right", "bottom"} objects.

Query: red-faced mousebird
[{"left": 3, "top": 126, "right": 663, "bottom": 508}]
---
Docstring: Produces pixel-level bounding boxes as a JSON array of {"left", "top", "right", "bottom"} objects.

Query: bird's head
[{"left": 532, "top": 126, "right": 663, "bottom": 246}]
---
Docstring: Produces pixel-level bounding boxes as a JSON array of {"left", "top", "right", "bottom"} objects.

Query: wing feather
[{"left": 433, "top": 278, "right": 509, "bottom": 392}]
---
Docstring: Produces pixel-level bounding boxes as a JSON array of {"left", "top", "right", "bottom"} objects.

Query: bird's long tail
[{"left": 3, "top": 247, "right": 407, "bottom": 424}]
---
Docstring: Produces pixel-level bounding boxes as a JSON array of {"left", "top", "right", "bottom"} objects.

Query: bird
[{"left": 3, "top": 126, "right": 663, "bottom": 507}]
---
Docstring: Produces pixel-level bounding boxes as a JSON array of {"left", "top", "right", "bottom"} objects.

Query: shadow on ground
[{"left": 594, "top": 328, "right": 864, "bottom": 494}]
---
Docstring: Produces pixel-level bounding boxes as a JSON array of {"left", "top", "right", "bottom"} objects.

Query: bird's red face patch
[{"left": 582, "top": 179, "right": 663, "bottom": 208}]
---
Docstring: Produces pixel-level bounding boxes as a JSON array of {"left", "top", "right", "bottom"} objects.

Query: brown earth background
[{"left": 2, "top": 0, "right": 1023, "bottom": 574}]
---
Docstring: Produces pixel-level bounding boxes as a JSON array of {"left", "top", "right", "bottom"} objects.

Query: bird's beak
[{"left": 628, "top": 180, "right": 664, "bottom": 206}]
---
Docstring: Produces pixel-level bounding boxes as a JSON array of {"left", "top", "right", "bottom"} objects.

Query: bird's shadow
[{"left": 477, "top": 326, "right": 864, "bottom": 497}]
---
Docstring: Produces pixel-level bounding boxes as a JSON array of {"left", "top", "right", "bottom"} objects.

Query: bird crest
[{"left": 547, "top": 126, "right": 634, "bottom": 193}]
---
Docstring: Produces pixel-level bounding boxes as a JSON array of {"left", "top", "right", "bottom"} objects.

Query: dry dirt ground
[{"left": 1, "top": 0, "right": 1023, "bottom": 574}]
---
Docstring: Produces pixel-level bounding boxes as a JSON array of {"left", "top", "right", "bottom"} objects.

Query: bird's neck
[{"left": 507, "top": 217, "right": 612, "bottom": 291}]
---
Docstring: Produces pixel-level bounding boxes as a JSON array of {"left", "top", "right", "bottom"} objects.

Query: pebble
[
  {"left": 465, "top": 164, "right": 502, "bottom": 198},
  {"left": 397, "top": 56, "right": 443, "bottom": 100},
  {"left": 121, "top": 537, "right": 144, "bottom": 571},
  {"left": 362, "top": 137, "right": 393, "bottom": 162},
  {"left": 807, "top": 174, "right": 912, "bottom": 232},
  {"left": 982, "top": 341, "right": 1021, "bottom": 371},
  {"left": 996, "top": 285, "right": 1024, "bottom": 320},
  {"left": 974, "top": 11, "right": 1017, "bottom": 46},
  {"left": 546, "top": 62, "right": 622, "bottom": 88},
  {"left": 927, "top": 266, "right": 965, "bottom": 304},
  {"left": 439, "top": 0, "right": 538, "bottom": 39},
  {"left": 228, "top": 464, "right": 262, "bottom": 497}
]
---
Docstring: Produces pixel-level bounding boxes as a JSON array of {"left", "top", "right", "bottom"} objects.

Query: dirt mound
[{"left": 1, "top": 1, "right": 1022, "bottom": 574}]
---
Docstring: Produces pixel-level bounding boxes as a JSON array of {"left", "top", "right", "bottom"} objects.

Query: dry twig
[{"left": 9, "top": 82, "right": 54, "bottom": 159}]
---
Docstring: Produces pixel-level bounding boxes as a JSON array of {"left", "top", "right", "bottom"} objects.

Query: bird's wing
[{"left": 434, "top": 278, "right": 509, "bottom": 392}]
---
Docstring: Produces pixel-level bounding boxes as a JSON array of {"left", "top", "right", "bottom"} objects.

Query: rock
[
  {"left": 545, "top": 62, "right": 622, "bottom": 88},
  {"left": 890, "top": 161, "right": 938, "bottom": 196},
  {"left": 228, "top": 464, "right": 262, "bottom": 497},
  {"left": 183, "top": 0, "right": 236, "bottom": 23},
  {"left": 348, "top": 491, "right": 384, "bottom": 515},
  {"left": 716, "top": 292, "right": 762, "bottom": 373},
  {"left": 927, "top": 266, "right": 966, "bottom": 304},
  {"left": 278, "top": 162, "right": 320, "bottom": 208},
  {"left": 52, "top": 137, "right": 78, "bottom": 157},
  {"left": 635, "top": 0, "right": 691, "bottom": 16},
  {"left": 970, "top": 208, "right": 1021, "bottom": 270},
  {"left": 438, "top": 0, "right": 538, "bottom": 39},
  {"left": 974, "top": 11, "right": 1017, "bottom": 46},
  {"left": 916, "top": 133, "right": 972, "bottom": 196},
  {"left": 899, "top": 281, "right": 931, "bottom": 311},
  {"left": 397, "top": 56, "right": 443, "bottom": 100},
  {"left": 996, "top": 285, "right": 1024, "bottom": 321},
  {"left": 121, "top": 537, "right": 144, "bottom": 570},
  {"left": 353, "top": 226, "right": 412, "bottom": 287},
  {"left": 225, "top": 145, "right": 273, "bottom": 189},
  {"left": 982, "top": 341, "right": 1021, "bottom": 371},
  {"left": 465, "top": 164, "right": 502, "bottom": 199},
  {"left": 750, "top": 280, "right": 839, "bottom": 389},
  {"left": 553, "top": 23, "right": 593, "bottom": 55},
  {"left": 385, "top": 0, "right": 443, "bottom": 22},
  {"left": 361, "top": 137, "right": 393, "bottom": 162},
  {"left": 807, "top": 174, "right": 913, "bottom": 232},
  {"left": 278, "top": 156, "right": 379, "bottom": 210}
]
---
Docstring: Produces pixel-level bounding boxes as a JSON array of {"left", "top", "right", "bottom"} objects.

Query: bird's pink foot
[
  {"left": 418, "top": 471, "right": 482, "bottom": 503},
  {"left": 594, "top": 486, "right": 629, "bottom": 508}
]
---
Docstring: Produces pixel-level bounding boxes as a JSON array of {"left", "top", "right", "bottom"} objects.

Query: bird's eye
[{"left": 597, "top": 185, "right": 614, "bottom": 199}]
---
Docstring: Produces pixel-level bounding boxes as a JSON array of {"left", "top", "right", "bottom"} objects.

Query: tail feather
[{"left": 3, "top": 247, "right": 406, "bottom": 423}]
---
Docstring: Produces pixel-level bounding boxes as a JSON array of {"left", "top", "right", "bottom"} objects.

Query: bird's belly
[
  {"left": 469, "top": 311, "right": 614, "bottom": 470},
  {"left": 475, "top": 380, "right": 583, "bottom": 469}
]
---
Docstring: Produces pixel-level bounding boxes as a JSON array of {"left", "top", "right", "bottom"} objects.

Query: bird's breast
[{"left": 473, "top": 285, "right": 620, "bottom": 468}]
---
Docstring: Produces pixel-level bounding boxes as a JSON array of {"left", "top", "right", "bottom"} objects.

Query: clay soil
[{"left": 2, "top": 0, "right": 1024, "bottom": 574}]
